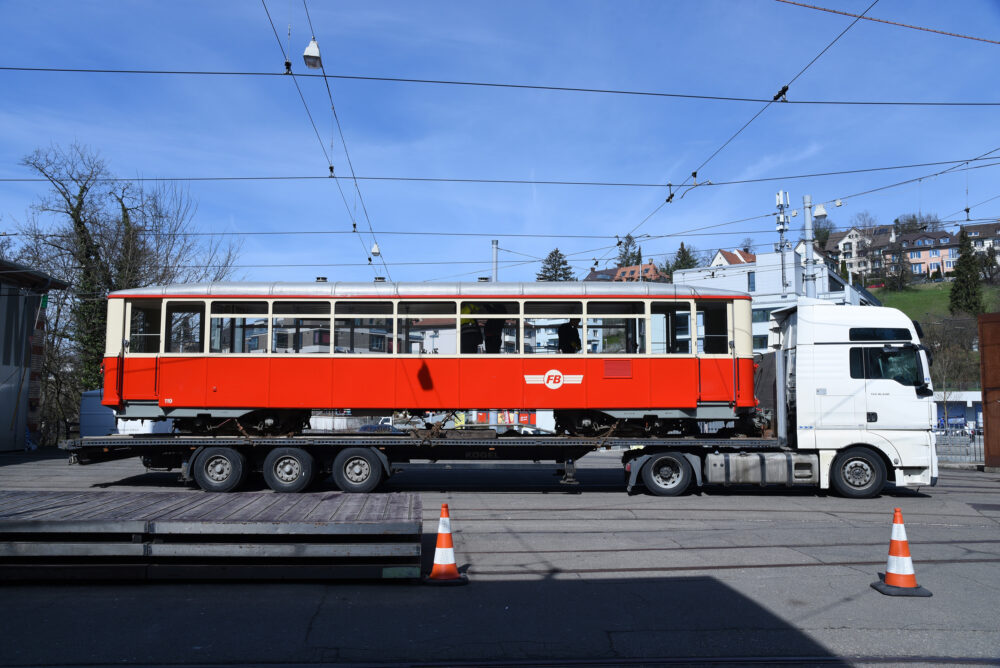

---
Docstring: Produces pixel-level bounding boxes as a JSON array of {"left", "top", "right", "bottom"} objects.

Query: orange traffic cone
[
  {"left": 871, "top": 508, "right": 931, "bottom": 597},
  {"left": 425, "top": 503, "right": 468, "bottom": 585}
]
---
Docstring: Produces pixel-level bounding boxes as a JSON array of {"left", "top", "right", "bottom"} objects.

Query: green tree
[
  {"left": 813, "top": 216, "right": 835, "bottom": 248},
  {"left": 949, "top": 229, "right": 985, "bottom": 315},
  {"left": 839, "top": 260, "right": 849, "bottom": 281},
  {"left": 536, "top": 248, "right": 575, "bottom": 281},
  {"left": 670, "top": 242, "right": 700, "bottom": 271},
  {"left": 616, "top": 234, "right": 641, "bottom": 267}
]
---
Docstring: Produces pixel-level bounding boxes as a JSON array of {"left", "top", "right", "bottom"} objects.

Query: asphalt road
[{"left": 1, "top": 449, "right": 999, "bottom": 667}]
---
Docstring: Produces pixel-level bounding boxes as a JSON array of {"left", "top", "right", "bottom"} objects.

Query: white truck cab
[{"left": 772, "top": 299, "right": 938, "bottom": 497}]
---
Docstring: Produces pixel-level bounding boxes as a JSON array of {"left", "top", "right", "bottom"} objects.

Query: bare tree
[
  {"left": 921, "top": 316, "right": 979, "bottom": 428},
  {"left": 10, "top": 143, "right": 241, "bottom": 444}
]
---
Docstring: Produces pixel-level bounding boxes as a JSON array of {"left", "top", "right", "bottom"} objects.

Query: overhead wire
[
  {"left": 261, "top": 0, "right": 379, "bottom": 279},
  {"left": 774, "top": 0, "right": 1000, "bottom": 46},
  {"left": 3, "top": 155, "right": 1000, "bottom": 187},
  {"left": 604, "top": 0, "right": 881, "bottom": 267},
  {"left": 301, "top": 0, "right": 392, "bottom": 282},
  {"left": 4, "top": 66, "right": 1000, "bottom": 107}
]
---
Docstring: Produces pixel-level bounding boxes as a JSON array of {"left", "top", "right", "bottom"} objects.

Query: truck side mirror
[{"left": 915, "top": 383, "right": 933, "bottom": 398}]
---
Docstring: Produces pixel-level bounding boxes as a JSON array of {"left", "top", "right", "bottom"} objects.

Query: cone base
[
  {"left": 423, "top": 573, "right": 469, "bottom": 586},
  {"left": 871, "top": 580, "right": 932, "bottom": 597}
]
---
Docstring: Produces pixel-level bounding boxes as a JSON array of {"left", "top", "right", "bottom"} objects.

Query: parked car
[{"left": 358, "top": 423, "right": 405, "bottom": 434}]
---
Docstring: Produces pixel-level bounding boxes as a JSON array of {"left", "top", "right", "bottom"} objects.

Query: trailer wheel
[
  {"left": 263, "top": 447, "right": 315, "bottom": 493},
  {"left": 193, "top": 447, "right": 247, "bottom": 493},
  {"left": 641, "top": 451, "right": 692, "bottom": 496},
  {"left": 332, "top": 448, "right": 383, "bottom": 493},
  {"left": 831, "top": 447, "right": 886, "bottom": 498}
]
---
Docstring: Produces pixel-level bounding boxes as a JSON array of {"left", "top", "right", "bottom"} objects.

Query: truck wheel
[
  {"left": 831, "top": 447, "right": 886, "bottom": 498},
  {"left": 332, "top": 448, "right": 383, "bottom": 493},
  {"left": 193, "top": 447, "right": 247, "bottom": 493},
  {"left": 263, "top": 447, "right": 315, "bottom": 493},
  {"left": 641, "top": 452, "right": 692, "bottom": 496}
]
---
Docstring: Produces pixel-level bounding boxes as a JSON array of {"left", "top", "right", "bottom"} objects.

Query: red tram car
[{"left": 102, "top": 281, "right": 756, "bottom": 436}]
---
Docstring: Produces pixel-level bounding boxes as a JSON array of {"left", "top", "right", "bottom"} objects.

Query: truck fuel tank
[{"left": 705, "top": 452, "right": 819, "bottom": 486}]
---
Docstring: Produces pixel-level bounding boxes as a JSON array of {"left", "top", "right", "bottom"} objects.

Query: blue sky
[{"left": 1, "top": 0, "right": 999, "bottom": 283}]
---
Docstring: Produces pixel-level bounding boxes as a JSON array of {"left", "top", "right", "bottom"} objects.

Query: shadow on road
[{"left": 0, "top": 575, "right": 849, "bottom": 666}]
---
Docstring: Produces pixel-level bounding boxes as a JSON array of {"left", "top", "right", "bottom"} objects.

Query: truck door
[{"left": 854, "top": 344, "right": 932, "bottom": 431}]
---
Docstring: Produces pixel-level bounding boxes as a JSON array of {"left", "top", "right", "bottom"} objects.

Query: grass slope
[{"left": 871, "top": 282, "right": 1000, "bottom": 322}]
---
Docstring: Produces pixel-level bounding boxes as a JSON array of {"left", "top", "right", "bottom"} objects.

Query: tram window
[
  {"left": 696, "top": 301, "right": 729, "bottom": 355},
  {"left": 334, "top": 318, "right": 391, "bottom": 354},
  {"left": 335, "top": 301, "right": 393, "bottom": 315},
  {"left": 398, "top": 301, "right": 456, "bottom": 315},
  {"left": 460, "top": 317, "right": 520, "bottom": 354},
  {"left": 210, "top": 301, "right": 268, "bottom": 315},
  {"left": 273, "top": 301, "right": 331, "bottom": 315},
  {"left": 398, "top": 318, "right": 457, "bottom": 354},
  {"left": 272, "top": 318, "right": 331, "bottom": 353},
  {"left": 524, "top": 301, "right": 582, "bottom": 315},
  {"left": 210, "top": 317, "right": 268, "bottom": 353},
  {"left": 587, "top": 318, "right": 646, "bottom": 354},
  {"left": 165, "top": 302, "right": 204, "bottom": 354},
  {"left": 524, "top": 318, "right": 582, "bottom": 354},
  {"left": 460, "top": 301, "right": 519, "bottom": 315},
  {"left": 128, "top": 301, "right": 161, "bottom": 353},
  {"left": 651, "top": 303, "right": 691, "bottom": 354},
  {"left": 587, "top": 301, "right": 644, "bottom": 315}
]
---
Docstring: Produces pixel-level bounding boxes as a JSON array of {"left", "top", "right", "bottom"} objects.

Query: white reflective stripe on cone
[
  {"left": 438, "top": 517, "right": 452, "bottom": 534},
  {"left": 433, "top": 547, "right": 456, "bottom": 565},
  {"left": 886, "top": 555, "right": 915, "bottom": 575},
  {"left": 891, "top": 523, "right": 908, "bottom": 542}
]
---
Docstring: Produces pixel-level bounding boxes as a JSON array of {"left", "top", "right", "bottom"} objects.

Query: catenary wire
[
  {"left": 261, "top": 0, "right": 379, "bottom": 279},
  {"left": 774, "top": 0, "right": 1000, "bottom": 46},
  {"left": 611, "top": 0, "right": 880, "bottom": 263},
  {"left": 302, "top": 0, "right": 392, "bottom": 282},
  {"left": 4, "top": 66, "right": 999, "bottom": 107},
  {"left": 4, "top": 155, "right": 997, "bottom": 190}
]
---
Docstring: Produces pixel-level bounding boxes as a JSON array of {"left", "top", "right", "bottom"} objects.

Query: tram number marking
[{"left": 524, "top": 371, "right": 584, "bottom": 390}]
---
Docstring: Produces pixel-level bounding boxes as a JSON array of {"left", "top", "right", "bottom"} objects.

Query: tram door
[{"left": 123, "top": 299, "right": 163, "bottom": 401}]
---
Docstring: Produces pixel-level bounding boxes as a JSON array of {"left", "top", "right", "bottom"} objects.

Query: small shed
[{"left": 0, "top": 259, "right": 69, "bottom": 451}]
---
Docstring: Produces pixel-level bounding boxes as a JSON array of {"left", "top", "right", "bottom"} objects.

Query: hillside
[{"left": 871, "top": 282, "right": 1000, "bottom": 322}]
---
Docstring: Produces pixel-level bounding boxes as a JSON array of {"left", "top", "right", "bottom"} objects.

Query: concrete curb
[{"left": 938, "top": 462, "right": 984, "bottom": 471}]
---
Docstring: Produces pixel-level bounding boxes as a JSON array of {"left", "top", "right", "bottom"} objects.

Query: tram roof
[{"left": 109, "top": 281, "right": 749, "bottom": 300}]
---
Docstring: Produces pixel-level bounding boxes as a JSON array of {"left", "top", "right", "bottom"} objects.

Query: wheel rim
[
  {"left": 842, "top": 458, "right": 874, "bottom": 488},
  {"left": 273, "top": 456, "right": 301, "bottom": 483},
  {"left": 343, "top": 457, "right": 371, "bottom": 484},
  {"left": 204, "top": 455, "right": 232, "bottom": 483},
  {"left": 652, "top": 458, "right": 682, "bottom": 489}
]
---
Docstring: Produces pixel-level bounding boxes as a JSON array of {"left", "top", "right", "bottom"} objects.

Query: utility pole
[
  {"left": 491, "top": 239, "right": 498, "bottom": 282},
  {"left": 776, "top": 191, "right": 790, "bottom": 296},
  {"left": 803, "top": 194, "right": 817, "bottom": 298}
]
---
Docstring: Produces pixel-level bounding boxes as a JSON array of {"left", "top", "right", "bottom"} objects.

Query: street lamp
[{"left": 303, "top": 38, "right": 322, "bottom": 69}]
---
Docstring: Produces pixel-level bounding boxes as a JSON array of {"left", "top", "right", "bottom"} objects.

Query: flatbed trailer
[{"left": 61, "top": 432, "right": 827, "bottom": 496}]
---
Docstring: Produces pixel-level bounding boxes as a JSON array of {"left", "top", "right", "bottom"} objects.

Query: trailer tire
[
  {"left": 263, "top": 447, "right": 315, "bottom": 493},
  {"left": 332, "top": 448, "right": 383, "bottom": 493},
  {"left": 641, "top": 451, "right": 692, "bottom": 496},
  {"left": 193, "top": 447, "right": 247, "bottom": 493},
  {"left": 831, "top": 447, "right": 886, "bottom": 499}
]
